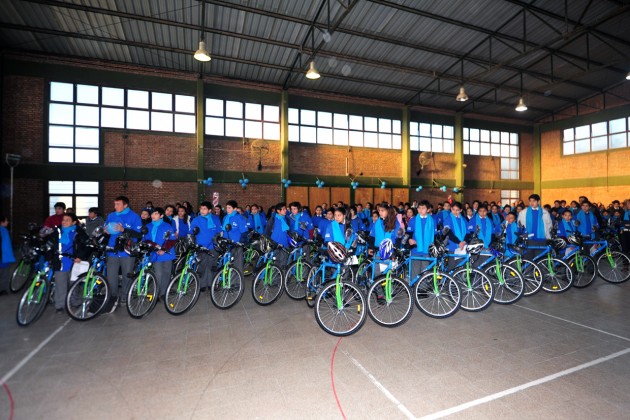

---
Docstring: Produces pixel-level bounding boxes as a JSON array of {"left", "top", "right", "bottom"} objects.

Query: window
[
  {"left": 288, "top": 107, "right": 401, "bottom": 149},
  {"left": 563, "top": 117, "right": 629, "bottom": 155},
  {"left": 501, "top": 190, "right": 520, "bottom": 207},
  {"left": 464, "top": 128, "right": 519, "bottom": 180},
  {"left": 49, "top": 181, "right": 99, "bottom": 218},
  {"left": 48, "top": 82, "right": 196, "bottom": 164},
  {"left": 410, "top": 122, "right": 454, "bottom": 153},
  {"left": 204, "top": 99, "right": 280, "bottom": 140}
]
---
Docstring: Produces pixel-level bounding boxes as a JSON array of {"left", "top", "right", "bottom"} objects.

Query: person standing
[
  {"left": 53, "top": 213, "right": 89, "bottom": 312},
  {"left": 222, "top": 200, "right": 248, "bottom": 274},
  {"left": 0, "top": 215, "right": 16, "bottom": 294},
  {"left": 190, "top": 201, "right": 222, "bottom": 291},
  {"left": 247, "top": 204, "right": 267, "bottom": 234},
  {"left": 44, "top": 202, "right": 66, "bottom": 228},
  {"left": 85, "top": 207, "right": 104, "bottom": 236},
  {"left": 143, "top": 208, "right": 176, "bottom": 300}
]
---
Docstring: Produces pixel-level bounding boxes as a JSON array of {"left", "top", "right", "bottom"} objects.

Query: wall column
[
  {"left": 280, "top": 90, "right": 289, "bottom": 202},
  {"left": 196, "top": 78, "right": 205, "bottom": 205},
  {"left": 401, "top": 107, "right": 411, "bottom": 187},
  {"left": 454, "top": 113, "right": 464, "bottom": 202},
  {"left": 533, "top": 124, "right": 541, "bottom": 197}
]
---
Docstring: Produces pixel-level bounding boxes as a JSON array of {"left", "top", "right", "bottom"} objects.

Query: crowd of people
[{"left": 1, "top": 193, "right": 629, "bottom": 314}]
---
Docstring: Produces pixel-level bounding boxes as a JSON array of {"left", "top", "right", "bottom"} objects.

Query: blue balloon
[
  {"left": 281, "top": 178, "right": 286, "bottom": 183},
  {"left": 244, "top": 178, "right": 249, "bottom": 183},
  {"left": 381, "top": 185, "right": 386, "bottom": 189},
  {"left": 287, "top": 180, "right": 292, "bottom": 185}
]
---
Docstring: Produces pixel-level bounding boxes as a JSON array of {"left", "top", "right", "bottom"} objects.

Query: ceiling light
[
  {"left": 194, "top": 40, "right": 211, "bottom": 62},
  {"left": 456, "top": 86, "right": 468, "bottom": 102},
  {"left": 306, "top": 61, "right": 320, "bottom": 80},
  {"left": 515, "top": 97, "right": 528, "bottom": 111},
  {"left": 626, "top": 71, "right": 630, "bottom": 80}
]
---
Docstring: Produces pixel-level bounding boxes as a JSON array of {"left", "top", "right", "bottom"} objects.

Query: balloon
[{"left": 281, "top": 178, "right": 286, "bottom": 183}]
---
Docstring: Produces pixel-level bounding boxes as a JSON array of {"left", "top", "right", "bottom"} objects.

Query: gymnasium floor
[{"left": 1, "top": 275, "right": 629, "bottom": 419}]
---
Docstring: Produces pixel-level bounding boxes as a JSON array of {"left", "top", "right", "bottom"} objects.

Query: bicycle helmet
[
  {"left": 567, "top": 233, "right": 582, "bottom": 246},
  {"left": 428, "top": 241, "right": 445, "bottom": 258},
  {"left": 287, "top": 231, "right": 300, "bottom": 248},
  {"left": 213, "top": 234, "right": 229, "bottom": 253},
  {"left": 378, "top": 238, "right": 394, "bottom": 260},
  {"left": 327, "top": 241, "right": 348, "bottom": 263},
  {"left": 257, "top": 235, "right": 271, "bottom": 254},
  {"left": 466, "top": 238, "right": 484, "bottom": 255},
  {"left": 552, "top": 237, "right": 567, "bottom": 251}
]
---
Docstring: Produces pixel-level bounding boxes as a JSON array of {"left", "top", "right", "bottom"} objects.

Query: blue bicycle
[
  {"left": 210, "top": 235, "right": 245, "bottom": 309},
  {"left": 252, "top": 236, "right": 285, "bottom": 305}
]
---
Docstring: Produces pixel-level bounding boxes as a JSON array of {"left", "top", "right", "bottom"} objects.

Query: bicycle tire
[
  {"left": 305, "top": 264, "right": 323, "bottom": 308},
  {"left": 66, "top": 272, "right": 110, "bottom": 321},
  {"left": 127, "top": 271, "right": 159, "bottom": 318},
  {"left": 569, "top": 255, "right": 597, "bottom": 288},
  {"left": 483, "top": 264, "right": 524, "bottom": 304},
  {"left": 252, "top": 264, "right": 284, "bottom": 305},
  {"left": 16, "top": 275, "right": 50, "bottom": 327},
  {"left": 597, "top": 251, "right": 630, "bottom": 284},
  {"left": 314, "top": 281, "right": 367, "bottom": 336},
  {"left": 284, "top": 260, "right": 311, "bottom": 300},
  {"left": 506, "top": 258, "right": 543, "bottom": 296},
  {"left": 452, "top": 268, "right": 494, "bottom": 311},
  {"left": 413, "top": 272, "right": 461, "bottom": 319},
  {"left": 353, "top": 261, "right": 373, "bottom": 296},
  {"left": 210, "top": 266, "right": 244, "bottom": 309},
  {"left": 10, "top": 260, "right": 32, "bottom": 293},
  {"left": 164, "top": 269, "right": 201, "bottom": 315},
  {"left": 539, "top": 258, "right": 573, "bottom": 293},
  {"left": 366, "top": 276, "right": 413, "bottom": 327},
  {"left": 243, "top": 249, "right": 261, "bottom": 276}
]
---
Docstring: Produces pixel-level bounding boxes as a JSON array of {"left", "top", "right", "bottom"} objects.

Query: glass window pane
[
  {"left": 75, "top": 105, "right": 99, "bottom": 126},
  {"left": 76, "top": 84, "right": 98, "bottom": 104},
  {"left": 591, "top": 122, "right": 607, "bottom": 137},
  {"left": 609, "top": 118, "right": 626, "bottom": 133},
  {"left": 463, "top": 141, "right": 469, "bottom": 155},
  {"left": 379, "top": 118, "right": 391, "bottom": 133},
  {"left": 510, "top": 145, "right": 519, "bottom": 157},
  {"left": 226, "top": 101, "right": 243, "bottom": 118},
  {"left": 263, "top": 122, "right": 280, "bottom": 140},
  {"left": 175, "top": 95, "right": 195, "bottom": 113},
  {"left": 334, "top": 113, "right": 348, "bottom": 129},
  {"left": 500, "top": 158, "right": 509, "bottom": 170},
  {"left": 49, "top": 196, "right": 73, "bottom": 214},
  {"left": 364, "top": 117, "right": 378, "bottom": 132},
  {"left": 364, "top": 132, "right": 378, "bottom": 148},
  {"left": 392, "top": 120, "right": 401, "bottom": 135},
  {"left": 288, "top": 108, "right": 299, "bottom": 124},
  {"left": 510, "top": 159, "right": 519, "bottom": 171},
  {"left": 463, "top": 128, "right": 469, "bottom": 140},
  {"left": 469, "top": 128, "right": 479, "bottom": 141},
  {"left": 152, "top": 93, "right": 172, "bottom": 111},
  {"left": 206, "top": 99, "right": 224, "bottom": 117},
  {"left": 49, "top": 147, "right": 74, "bottom": 163},
  {"left": 333, "top": 129, "right": 347, "bottom": 146},
  {"left": 510, "top": 133, "right": 518, "bottom": 144},
  {"left": 128, "top": 90, "right": 149, "bottom": 109},
  {"left": 75, "top": 181, "right": 99, "bottom": 194},
  {"left": 101, "top": 107, "right": 125, "bottom": 128},
  {"left": 443, "top": 140, "right": 454, "bottom": 153},
  {"left": 419, "top": 123, "right": 431, "bottom": 137},
  {"left": 49, "top": 181, "right": 74, "bottom": 194},
  {"left": 349, "top": 115, "right": 363, "bottom": 130},
  {"left": 443, "top": 125, "right": 454, "bottom": 139},
  {"left": 392, "top": 135, "right": 401, "bottom": 149},
  {"left": 511, "top": 171, "right": 519, "bottom": 180},
  {"left": 433, "top": 124, "right": 443, "bottom": 139},
  {"left": 49, "top": 103, "right": 74, "bottom": 125},
  {"left": 592, "top": 136, "right": 607, "bottom": 151},
  {"left": 205, "top": 117, "right": 224, "bottom": 136},
  {"left": 301, "top": 109, "right": 316, "bottom": 126},
  {"left": 264, "top": 105, "right": 279, "bottom": 122},
  {"left": 126, "top": 110, "right": 149, "bottom": 130},
  {"left": 431, "top": 138, "right": 442, "bottom": 153},
  {"left": 563, "top": 141, "right": 574, "bottom": 155},
  {"left": 490, "top": 143, "right": 500, "bottom": 156},
  {"left": 75, "top": 127, "right": 99, "bottom": 148},
  {"left": 49, "top": 125, "right": 74, "bottom": 147},
  {"left": 575, "top": 139, "right": 590, "bottom": 153},
  {"left": 175, "top": 114, "right": 196, "bottom": 133},
  {"left": 225, "top": 119, "right": 243, "bottom": 137},
  {"left": 102, "top": 87, "right": 124, "bottom": 107},
  {"left": 410, "top": 137, "right": 419, "bottom": 151},
  {"left": 245, "top": 120, "right": 262, "bottom": 138},
  {"left": 575, "top": 125, "right": 589, "bottom": 139},
  {"left": 75, "top": 148, "right": 99, "bottom": 164},
  {"left": 610, "top": 133, "right": 627, "bottom": 149},
  {"left": 470, "top": 141, "right": 480, "bottom": 155},
  {"left": 492, "top": 131, "right": 501, "bottom": 143},
  {"left": 317, "top": 128, "right": 332, "bottom": 144},
  {"left": 151, "top": 112, "right": 173, "bottom": 132},
  {"left": 75, "top": 196, "right": 99, "bottom": 217},
  {"left": 563, "top": 128, "right": 574, "bottom": 141},
  {"left": 480, "top": 142, "right": 490, "bottom": 156},
  {"left": 500, "top": 132, "right": 509, "bottom": 144},
  {"left": 501, "top": 171, "right": 510, "bottom": 179},
  {"left": 289, "top": 124, "right": 300, "bottom": 142},
  {"left": 318, "top": 112, "right": 332, "bottom": 127},
  {"left": 245, "top": 103, "right": 262, "bottom": 120},
  {"left": 410, "top": 122, "right": 419, "bottom": 136},
  {"left": 480, "top": 129, "right": 489, "bottom": 142},
  {"left": 419, "top": 137, "right": 431, "bottom": 151},
  {"left": 500, "top": 144, "right": 509, "bottom": 157},
  {"left": 379, "top": 133, "right": 392, "bottom": 149},
  {"left": 301, "top": 126, "right": 316, "bottom": 143},
  {"left": 51, "top": 82, "right": 74, "bottom": 102},
  {"left": 349, "top": 130, "right": 363, "bottom": 147}
]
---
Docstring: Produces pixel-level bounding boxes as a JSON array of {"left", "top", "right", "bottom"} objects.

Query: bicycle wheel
[
  {"left": 243, "top": 249, "right": 260, "bottom": 276},
  {"left": 539, "top": 258, "right": 573, "bottom": 293},
  {"left": 484, "top": 264, "right": 524, "bottom": 304},
  {"left": 252, "top": 264, "right": 284, "bottom": 305},
  {"left": 314, "top": 281, "right": 367, "bottom": 336},
  {"left": 507, "top": 258, "right": 543, "bottom": 296},
  {"left": 66, "top": 272, "right": 110, "bottom": 321},
  {"left": 597, "top": 251, "right": 630, "bottom": 284},
  {"left": 452, "top": 268, "right": 494, "bottom": 311},
  {"left": 210, "top": 266, "right": 244, "bottom": 309},
  {"left": 10, "top": 260, "right": 32, "bottom": 293},
  {"left": 164, "top": 269, "right": 201, "bottom": 315},
  {"left": 16, "top": 275, "right": 51, "bottom": 327},
  {"left": 127, "top": 271, "right": 159, "bottom": 318},
  {"left": 353, "top": 260, "right": 373, "bottom": 295},
  {"left": 305, "top": 265, "right": 323, "bottom": 308},
  {"left": 367, "top": 276, "right": 413, "bottom": 327},
  {"left": 284, "top": 260, "right": 311, "bottom": 300},
  {"left": 413, "top": 272, "right": 461, "bottom": 318},
  {"left": 569, "top": 255, "right": 596, "bottom": 288}
]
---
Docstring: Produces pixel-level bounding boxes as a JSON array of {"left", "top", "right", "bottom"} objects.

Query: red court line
[
  {"left": 330, "top": 337, "right": 347, "bottom": 420},
  {"left": 3, "top": 383, "right": 14, "bottom": 420}
]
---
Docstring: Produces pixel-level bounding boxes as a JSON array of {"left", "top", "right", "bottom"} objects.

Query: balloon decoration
[
  {"left": 315, "top": 178, "right": 325, "bottom": 189},
  {"left": 440, "top": 185, "right": 447, "bottom": 192},
  {"left": 239, "top": 174, "right": 250, "bottom": 189},
  {"left": 453, "top": 187, "right": 461, "bottom": 193},
  {"left": 415, "top": 186, "right": 423, "bottom": 192},
  {"left": 201, "top": 177, "right": 213, "bottom": 186},
  {"left": 350, "top": 180, "right": 359, "bottom": 190},
  {"left": 378, "top": 178, "right": 387, "bottom": 189},
  {"left": 281, "top": 178, "right": 292, "bottom": 188}
]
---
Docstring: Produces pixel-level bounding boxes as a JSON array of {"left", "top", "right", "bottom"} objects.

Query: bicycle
[
  {"left": 9, "top": 223, "right": 40, "bottom": 293},
  {"left": 305, "top": 248, "right": 355, "bottom": 308},
  {"left": 284, "top": 231, "right": 321, "bottom": 300},
  {"left": 164, "top": 230, "right": 204, "bottom": 315},
  {"left": 209, "top": 234, "right": 245, "bottom": 309},
  {"left": 252, "top": 236, "right": 285, "bottom": 305},
  {"left": 243, "top": 231, "right": 262, "bottom": 276},
  {"left": 560, "top": 230, "right": 597, "bottom": 288},
  {"left": 66, "top": 227, "right": 112, "bottom": 321},
  {"left": 518, "top": 232, "right": 573, "bottom": 293},
  {"left": 582, "top": 232, "right": 630, "bottom": 284},
  {"left": 126, "top": 239, "right": 161, "bottom": 319}
]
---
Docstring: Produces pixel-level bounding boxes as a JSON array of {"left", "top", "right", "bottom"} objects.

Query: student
[
  {"left": 173, "top": 206, "right": 191, "bottom": 238},
  {"left": 164, "top": 205, "right": 176, "bottom": 226},
  {"left": 557, "top": 209, "right": 577, "bottom": 239},
  {"left": 85, "top": 207, "right": 104, "bottom": 236},
  {"left": 503, "top": 212, "right": 519, "bottom": 257},
  {"left": 348, "top": 206, "right": 361, "bottom": 233},
  {"left": 0, "top": 215, "right": 16, "bottom": 295},
  {"left": 140, "top": 209, "right": 152, "bottom": 226},
  {"left": 369, "top": 204, "right": 399, "bottom": 250},
  {"left": 143, "top": 208, "right": 176, "bottom": 300},
  {"left": 443, "top": 202, "right": 470, "bottom": 253},
  {"left": 576, "top": 201, "right": 599, "bottom": 239},
  {"left": 517, "top": 194, "right": 553, "bottom": 241},
  {"left": 54, "top": 213, "right": 89, "bottom": 313},
  {"left": 264, "top": 202, "right": 290, "bottom": 268},
  {"left": 222, "top": 200, "right": 248, "bottom": 274},
  {"left": 288, "top": 201, "right": 313, "bottom": 239},
  {"left": 406, "top": 200, "right": 436, "bottom": 280},
  {"left": 490, "top": 204, "right": 504, "bottom": 228},
  {"left": 468, "top": 205, "right": 497, "bottom": 248},
  {"left": 190, "top": 201, "right": 222, "bottom": 291},
  {"left": 44, "top": 202, "right": 66, "bottom": 228},
  {"left": 104, "top": 196, "right": 143, "bottom": 311},
  {"left": 311, "top": 206, "right": 325, "bottom": 230},
  {"left": 324, "top": 207, "right": 355, "bottom": 248},
  {"left": 247, "top": 204, "right": 267, "bottom": 234}
]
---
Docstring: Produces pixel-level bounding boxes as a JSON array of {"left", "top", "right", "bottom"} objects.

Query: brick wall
[
  {"left": 103, "top": 180, "right": 198, "bottom": 214},
  {"left": 3, "top": 179, "right": 46, "bottom": 235},
  {"left": 201, "top": 183, "right": 281, "bottom": 213},
  {"left": 104, "top": 132, "right": 196, "bottom": 169},
  {"left": 204, "top": 138, "right": 280, "bottom": 172}
]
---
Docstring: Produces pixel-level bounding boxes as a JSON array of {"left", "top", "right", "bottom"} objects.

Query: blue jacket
[
  {"left": 173, "top": 216, "right": 190, "bottom": 238},
  {"left": 369, "top": 218, "right": 398, "bottom": 248},
  {"left": 143, "top": 220, "right": 176, "bottom": 262},
  {"left": 58, "top": 226, "right": 77, "bottom": 272},
  {"left": 288, "top": 211, "right": 313, "bottom": 239},
  {"left": 267, "top": 214, "right": 290, "bottom": 247},
  {"left": 0, "top": 225, "right": 15, "bottom": 268},
  {"left": 222, "top": 212, "right": 249, "bottom": 243},
  {"left": 247, "top": 213, "right": 267, "bottom": 234},
  {"left": 104, "top": 208, "right": 143, "bottom": 258},
  {"left": 190, "top": 214, "right": 222, "bottom": 249}
]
